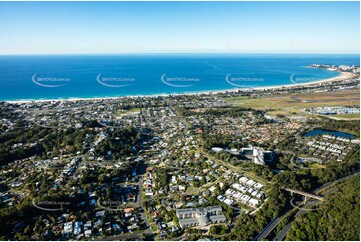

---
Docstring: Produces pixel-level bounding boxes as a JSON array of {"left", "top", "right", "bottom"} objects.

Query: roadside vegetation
[{"left": 286, "top": 175, "right": 360, "bottom": 241}]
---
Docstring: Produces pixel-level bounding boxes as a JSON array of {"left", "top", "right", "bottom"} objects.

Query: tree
[{"left": 286, "top": 175, "right": 360, "bottom": 241}]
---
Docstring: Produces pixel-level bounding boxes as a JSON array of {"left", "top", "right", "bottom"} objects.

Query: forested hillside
[{"left": 286, "top": 175, "right": 360, "bottom": 241}]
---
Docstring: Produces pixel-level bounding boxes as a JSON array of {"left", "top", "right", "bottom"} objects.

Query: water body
[
  {"left": 303, "top": 129, "right": 356, "bottom": 139},
  {"left": 0, "top": 54, "right": 359, "bottom": 101}
]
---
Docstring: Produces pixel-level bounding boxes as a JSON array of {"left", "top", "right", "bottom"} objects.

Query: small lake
[{"left": 303, "top": 129, "right": 356, "bottom": 139}]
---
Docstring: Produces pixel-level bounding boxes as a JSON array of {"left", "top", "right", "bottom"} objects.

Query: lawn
[
  {"left": 328, "top": 113, "right": 360, "bottom": 119},
  {"left": 115, "top": 107, "right": 141, "bottom": 116}
]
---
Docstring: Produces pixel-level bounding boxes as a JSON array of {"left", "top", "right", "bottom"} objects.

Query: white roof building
[
  {"left": 84, "top": 229, "right": 92, "bottom": 237},
  {"left": 211, "top": 147, "right": 224, "bottom": 153},
  {"left": 249, "top": 198, "right": 260, "bottom": 207},
  {"left": 223, "top": 198, "right": 234, "bottom": 206},
  {"left": 254, "top": 183, "right": 264, "bottom": 189},
  {"left": 239, "top": 177, "right": 249, "bottom": 184},
  {"left": 246, "top": 179, "right": 256, "bottom": 187},
  {"left": 241, "top": 195, "right": 251, "bottom": 202}
]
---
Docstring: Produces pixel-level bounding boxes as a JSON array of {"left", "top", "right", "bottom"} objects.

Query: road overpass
[
  {"left": 273, "top": 172, "right": 359, "bottom": 241},
  {"left": 283, "top": 188, "right": 324, "bottom": 201},
  {"left": 255, "top": 171, "right": 359, "bottom": 241}
]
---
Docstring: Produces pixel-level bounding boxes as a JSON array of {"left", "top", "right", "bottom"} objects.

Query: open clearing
[
  {"left": 115, "top": 107, "right": 141, "bottom": 116},
  {"left": 223, "top": 89, "right": 360, "bottom": 118}
]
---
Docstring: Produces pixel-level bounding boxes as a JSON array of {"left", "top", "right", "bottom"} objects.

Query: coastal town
[
  {"left": 0, "top": 0, "right": 360, "bottom": 240},
  {"left": 0, "top": 66, "right": 359, "bottom": 241}
]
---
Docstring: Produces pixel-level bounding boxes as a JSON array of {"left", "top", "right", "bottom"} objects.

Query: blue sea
[{"left": 0, "top": 54, "right": 359, "bottom": 101}]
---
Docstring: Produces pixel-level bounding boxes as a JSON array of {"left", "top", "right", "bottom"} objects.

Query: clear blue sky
[{"left": 0, "top": 1, "right": 359, "bottom": 54}]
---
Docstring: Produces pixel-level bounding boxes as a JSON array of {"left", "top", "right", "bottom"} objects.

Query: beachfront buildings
[{"left": 176, "top": 206, "right": 227, "bottom": 229}]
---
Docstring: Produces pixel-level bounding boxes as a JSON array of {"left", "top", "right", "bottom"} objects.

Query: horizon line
[{"left": 0, "top": 52, "right": 360, "bottom": 56}]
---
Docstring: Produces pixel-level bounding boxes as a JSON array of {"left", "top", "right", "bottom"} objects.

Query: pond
[{"left": 303, "top": 129, "right": 357, "bottom": 139}]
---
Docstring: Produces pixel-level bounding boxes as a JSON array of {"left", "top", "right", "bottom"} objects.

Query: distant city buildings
[{"left": 311, "top": 64, "right": 360, "bottom": 73}]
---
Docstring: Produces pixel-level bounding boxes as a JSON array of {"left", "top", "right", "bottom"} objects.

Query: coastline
[
  {"left": 4, "top": 71, "right": 357, "bottom": 104},
  {"left": 252, "top": 71, "right": 356, "bottom": 90}
]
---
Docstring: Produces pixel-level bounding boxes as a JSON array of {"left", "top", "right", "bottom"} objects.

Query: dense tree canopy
[{"left": 286, "top": 175, "right": 360, "bottom": 241}]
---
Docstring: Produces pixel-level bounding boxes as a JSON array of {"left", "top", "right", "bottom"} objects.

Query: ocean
[{"left": 0, "top": 54, "right": 359, "bottom": 101}]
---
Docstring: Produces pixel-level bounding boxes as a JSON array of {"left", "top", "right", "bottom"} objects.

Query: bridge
[{"left": 283, "top": 188, "right": 324, "bottom": 201}]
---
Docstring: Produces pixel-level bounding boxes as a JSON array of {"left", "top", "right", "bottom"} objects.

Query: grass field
[
  {"left": 223, "top": 89, "right": 360, "bottom": 119},
  {"left": 115, "top": 107, "right": 141, "bottom": 116},
  {"left": 327, "top": 113, "right": 360, "bottom": 119}
]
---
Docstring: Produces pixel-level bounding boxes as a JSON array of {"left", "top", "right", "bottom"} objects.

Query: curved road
[
  {"left": 273, "top": 171, "right": 359, "bottom": 241},
  {"left": 255, "top": 171, "right": 359, "bottom": 241}
]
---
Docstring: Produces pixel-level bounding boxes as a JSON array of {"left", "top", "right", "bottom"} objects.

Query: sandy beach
[{"left": 252, "top": 71, "right": 357, "bottom": 91}]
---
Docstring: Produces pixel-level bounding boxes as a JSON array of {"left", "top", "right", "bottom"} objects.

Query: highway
[
  {"left": 254, "top": 216, "right": 284, "bottom": 241},
  {"left": 272, "top": 171, "right": 359, "bottom": 241},
  {"left": 272, "top": 201, "right": 317, "bottom": 241},
  {"left": 255, "top": 171, "right": 359, "bottom": 241},
  {"left": 313, "top": 170, "right": 359, "bottom": 194}
]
